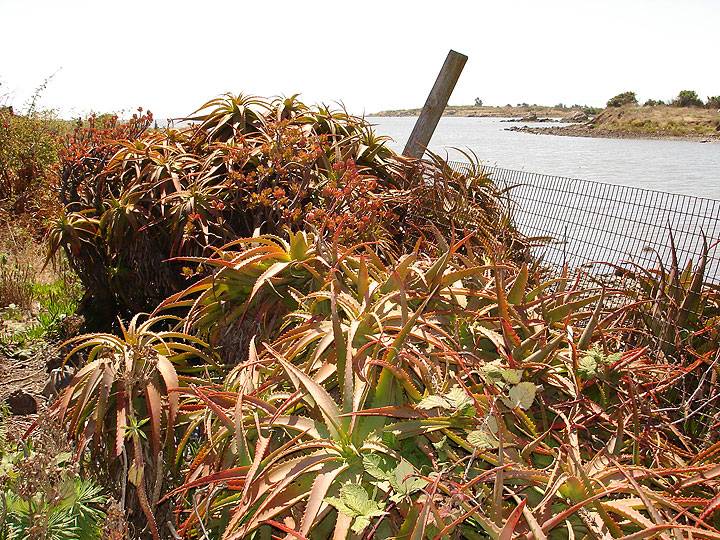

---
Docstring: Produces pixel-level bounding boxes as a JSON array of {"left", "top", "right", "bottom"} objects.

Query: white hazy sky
[{"left": 1, "top": 0, "right": 718, "bottom": 119}]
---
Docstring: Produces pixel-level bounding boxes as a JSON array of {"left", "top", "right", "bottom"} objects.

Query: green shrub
[
  {"left": 672, "top": 89, "right": 704, "bottom": 107},
  {"left": 606, "top": 91, "right": 638, "bottom": 107},
  {"left": 0, "top": 104, "right": 67, "bottom": 229},
  {"left": 706, "top": 95, "right": 720, "bottom": 109}
]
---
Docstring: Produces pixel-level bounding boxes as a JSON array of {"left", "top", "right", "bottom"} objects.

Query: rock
[
  {"left": 562, "top": 111, "right": 589, "bottom": 123},
  {"left": 519, "top": 113, "right": 538, "bottom": 121},
  {"left": 6, "top": 390, "right": 38, "bottom": 415}
]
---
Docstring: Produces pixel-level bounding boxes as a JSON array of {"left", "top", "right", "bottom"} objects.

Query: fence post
[{"left": 403, "top": 50, "right": 468, "bottom": 159}]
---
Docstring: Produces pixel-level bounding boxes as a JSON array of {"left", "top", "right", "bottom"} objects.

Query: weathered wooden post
[{"left": 403, "top": 49, "right": 468, "bottom": 159}]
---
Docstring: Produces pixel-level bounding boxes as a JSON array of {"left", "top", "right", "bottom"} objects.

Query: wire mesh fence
[{"left": 448, "top": 161, "right": 720, "bottom": 285}]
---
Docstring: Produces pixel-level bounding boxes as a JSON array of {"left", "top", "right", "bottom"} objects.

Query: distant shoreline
[
  {"left": 371, "top": 104, "right": 720, "bottom": 143},
  {"left": 505, "top": 124, "right": 719, "bottom": 143},
  {"left": 370, "top": 104, "right": 586, "bottom": 119}
]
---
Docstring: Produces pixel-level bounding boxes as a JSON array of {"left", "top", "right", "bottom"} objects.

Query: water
[
  {"left": 368, "top": 116, "right": 720, "bottom": 200},
  {"left": 369, "top": 116, "right": 720, "bottom": 282}
]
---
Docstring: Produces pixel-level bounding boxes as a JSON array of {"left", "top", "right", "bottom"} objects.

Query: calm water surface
[{"left": 368, "top": 117, "right": 720, "bottom": 200}]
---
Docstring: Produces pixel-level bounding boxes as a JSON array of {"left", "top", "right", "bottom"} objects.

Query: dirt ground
[{"left": 0, "top": 343, "right": 53, "bottom": 436}]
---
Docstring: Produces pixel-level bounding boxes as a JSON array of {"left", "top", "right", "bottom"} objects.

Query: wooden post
[{"left": 403, "top": 49, "right": 468, "bottom": 158}]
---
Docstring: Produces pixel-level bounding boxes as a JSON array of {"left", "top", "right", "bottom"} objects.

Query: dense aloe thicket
[
  {"left": 34, "top": 94, "right": 720, "bottom": 539},
  {"left": 49, "top": 95, "right": 518, "bottom": 321}
]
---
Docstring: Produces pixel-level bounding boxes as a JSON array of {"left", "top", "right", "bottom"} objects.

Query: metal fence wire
[{"left": 448, "top": 162, "right": 720, "bottom": 285}]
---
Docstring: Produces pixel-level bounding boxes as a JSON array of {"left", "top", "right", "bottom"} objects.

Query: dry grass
[
  {"left": 0, "top": 229, "right": 39, "bottom": 311},
  {"left": 592, "top": 105, "right": 720, "bottom": 136}
]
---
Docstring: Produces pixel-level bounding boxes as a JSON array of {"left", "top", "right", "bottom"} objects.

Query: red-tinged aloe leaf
[
  {"left": 678, "top": 464, "right": 720, "bottom": 489},
  {"left": 341, "top": 406, "right": 423, "bottom": 419},
  {"left": 539, "top": 487, "right": 624, "bottom": 534},
  {"left": 115, "top": 382, "right": 128, "bottom": 457},
  {"left": 131, "top": 444, "right": 160, "bottom": 540},
  {"left": 239, "top": 428, "right": 271, "bottom": 507},
  {"left": 269, "top": 350, "right": 343, "bottom": 441},
  {"left": 369, "top": 287, "right": 438, "bottom": 430},
  {"left": 330, "top": 281, "right": 351, "bottom": 419},
  {"left": 523, "top": 332, "right": 565, "bottom": 364},
  {"left": 262, "top": 520, "right": 310, "bottom": 540},
  {"left": 300, "top": 461, "right": 348, "bottom": 535},
  {"left": 615, "top": 525, "right": 720, "bottom": 540},
  {"left": 56, "top": 359, "right": 102, "bottom": 421},
  {"left": 227, "top": 453, "right": 336, "bottom": 539},
  {"left": 260, "top": 415, "right": 323, "bottom": 438},
  {"left": 698, "top": 489, "right": 720, "bottom": 521},
  {"left": 68, "top": 364, "right": 104, "bottom": 436},
  {"left": 520, "top": 497, "right": 547, "bottom": 540},
  {"left": 409, "top": 477, "right": 439, "bottom": 540},
  {"left": 333, "top": 512, "right": 353, "bottom": 540},
  {"left": 94, "top": 364, "right": 113, "bottom": 448},
  {"left": 160, "top": 467, "right": 250, "bottom": 502},
  {"left": 500, "top": 499, "right": 526, "bottom": 540},
  {"left": 501, "top": 318, "right": 522, "bottom": 349},
  {"left": 578, "top": 289, "right": 605, "bottom": 350},
  {"left": 156, "top": 355, "right": 179, "bottom": 430},
  {"left": 432, "top": 502, "right": 496, "bottom": 539},
  {"left": 609, "top": 456, "right": 670, "bottom": 537},
  {"left": 249, "top": 261, "right": 289, "bottom": 304},
  {"left": 546, "top": 294, "right": 601, "bottom": 323},
  {"left": 384, "top": 418, "right": 454, "bottom": 439},
  {"left": 495, "top": 266, "right": 510, "bottom": 322},
  {"left": 192, "top": 385, "right": 234, "bottom": 430},
  {"left": 145, "top": 378, "right": 162, "bottom": 460},
  {"left": 601, "top": 499, "right": 655, "bottom": 530},
  {"left": 175, "top": 416, "right": 203, "bottom": 469},
  {"left": 508, "top": 263, "right": 529, "bottom": 304}
]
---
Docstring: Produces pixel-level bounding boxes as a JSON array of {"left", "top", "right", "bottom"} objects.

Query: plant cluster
[
  {"left": 706, "top": 96, "right": 720, "bottom": 110},
  {"left": 0, "top": 412, "right": 107, "bottom": 539},
  {"left": 49, "top": 94, "right": 516, "bottom": 323},
  {"left": 0, "top": 105, "right": 67, "bottom": 232},
  {"left": 643, "top": 99, "right": 666, "bottom": 107},
  {"left": 606, "top": 92, "right": 638, "bottom": 108},
  {"left": 39, "top": 93, "right": 720, "bottom": 539}
]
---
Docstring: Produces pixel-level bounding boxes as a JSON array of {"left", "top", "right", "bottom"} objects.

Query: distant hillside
[
  {"left": 509, "top": 106, "right": 720, "bottom": 141},
  {"left": 589, "top": 106, "right": 720, "bottom": 137},
  {"left": 370, "top": 104, "right": 589, "bottom": 118}
]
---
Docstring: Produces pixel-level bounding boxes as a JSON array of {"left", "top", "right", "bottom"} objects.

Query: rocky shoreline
[{"left": 505, "top": 124, "right": 720, "bottom": 143}]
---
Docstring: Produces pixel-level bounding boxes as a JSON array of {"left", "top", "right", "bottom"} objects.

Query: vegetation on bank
[
  {"left": 375, "top": 89, "right": 720, "bottom": 140},
  {"left": 588, "top": 105, "right": 720, "bottom": 137},
  {"left": 0, "top": 90, "right": 719, "bottom": 539},
  {"left": 370, "top": 103, "right": 596, "bottom": 118},
  {"left": 608, "top": 89, "right": 720, "bottom": 109},
  {"left": 511, "top": 105, "right": 720, "bottom": 140}
]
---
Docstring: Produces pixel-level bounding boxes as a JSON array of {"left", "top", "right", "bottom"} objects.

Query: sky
[{"left": 1, "top": 0, "right": 718, "bottom": 119}]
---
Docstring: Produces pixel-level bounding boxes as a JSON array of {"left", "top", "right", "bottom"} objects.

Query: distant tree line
[{"left": 607, "top": 90, "right": 720, "bottom": 108}]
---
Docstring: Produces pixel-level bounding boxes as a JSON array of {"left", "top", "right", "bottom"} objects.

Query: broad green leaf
[
  {"left": 445, "top": 386, "right": 473, "bottom": 411},
  {"left": 417, "top": 386, "right": 473, "bottom": 415},
  {"left": 502, "top": 382, "right": 537, "bottom": 410},
  {"left": 468, "top": 428, "right": 500, "bottom": 449},
  {"left": 390, "top": 459, "right": 428, "bottom": 502},
  {"left": 325, "top": 483, "right": 385, "bottom": 534},
  {"left": 501, "top": 369, "right": 523, "bottom": 385},
  {"left": 363, "top": 453, "right": 393, "bottom": 481},
  {"left": 417, "top": 394, "right": 452, "bottom": 411}
]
